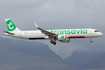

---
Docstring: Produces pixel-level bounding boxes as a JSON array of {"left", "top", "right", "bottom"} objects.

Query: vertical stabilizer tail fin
[{"left": 5, "top": 18, "right": 21, "bottom": 32}]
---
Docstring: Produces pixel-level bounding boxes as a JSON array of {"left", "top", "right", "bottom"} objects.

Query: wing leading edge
[{"left": 34, "top": 23, "right": 58, "bottom": 39}]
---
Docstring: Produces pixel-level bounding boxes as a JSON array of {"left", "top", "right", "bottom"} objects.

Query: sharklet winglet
[{"left": 34, "top": 22, "right": 39, "bottom": 28}]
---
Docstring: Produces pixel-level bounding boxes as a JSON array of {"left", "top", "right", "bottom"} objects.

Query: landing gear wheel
[
  {"left": 53, "top": 42, "right": 56, "bottom": 45},
  {"left": 50, "top": 40, "right": 53, "bottom": 43},
  {"left": 90, "top": 38, "right": 93, "bottom": 43},
  {"left": 50, "top": 40, "right": 56, "bottom": 45},
  {"left": 90, "top": 41, "right": 93, "bottom": 43}
]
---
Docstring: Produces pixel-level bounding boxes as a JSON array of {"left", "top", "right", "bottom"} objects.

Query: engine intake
[
  {"left": 58, "top": 35, "right": 70, "bottom": 43},
  {"left": 58, "top": 35, "right": 66, "bottom": 40}
]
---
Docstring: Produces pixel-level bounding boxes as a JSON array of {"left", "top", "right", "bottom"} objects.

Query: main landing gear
[
  {"left": 50, "top": 40, "right": 56, "bottom": 45},
  {"left": 90, "top": 38, "right": 93, "bottom": 43}
]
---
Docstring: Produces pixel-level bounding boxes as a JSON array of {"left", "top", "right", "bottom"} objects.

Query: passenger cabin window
[{"left": 94, "top": 30, "right": 98, "bottom": 32}]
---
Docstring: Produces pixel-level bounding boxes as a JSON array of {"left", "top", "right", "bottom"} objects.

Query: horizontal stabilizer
[{"left": 4, "top": 31, "right": 14, "bottom": 35}]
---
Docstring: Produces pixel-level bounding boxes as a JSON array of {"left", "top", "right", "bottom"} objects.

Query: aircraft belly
[
  {"left": 28, "top": 34, "right": 46, "bottom": 40},
  {"left": 22, "top": 33, "right": 45, "bottom": 40},
  {"left": 29, "top": 37, "right": 45, "bottom": 40}
]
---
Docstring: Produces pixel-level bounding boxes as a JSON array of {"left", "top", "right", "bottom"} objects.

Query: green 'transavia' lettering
[{"left": 51, "top": 29, "right": 87, "bottom": 34}]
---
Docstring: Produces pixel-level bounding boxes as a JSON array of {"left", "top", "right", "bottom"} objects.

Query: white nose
[{"left": 99, "top": 32, "right": 102, "bottom": 36}]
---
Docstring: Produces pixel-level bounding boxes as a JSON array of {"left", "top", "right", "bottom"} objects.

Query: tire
[
  {"left": 53, "top": 42, "right": 56, "bottom": 45},
  {"left": 90, "top": 41, "right": 93, "bottom": 43},
  {"left": 50, "top": 40, "right": 53, "bottom": 43}
]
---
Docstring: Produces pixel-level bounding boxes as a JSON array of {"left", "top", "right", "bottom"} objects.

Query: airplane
[{"left": 4, "top": 18, "right": 102, "bottom": 45}]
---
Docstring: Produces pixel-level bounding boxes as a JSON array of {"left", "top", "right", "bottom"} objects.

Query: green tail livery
[{"left": 5, "top": 18, "right": 20, "bottom": 32}]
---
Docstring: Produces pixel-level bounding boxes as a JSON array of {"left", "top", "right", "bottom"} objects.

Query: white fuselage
[{"left": 4, "top": 28, "right": 102, "bottom": 40}]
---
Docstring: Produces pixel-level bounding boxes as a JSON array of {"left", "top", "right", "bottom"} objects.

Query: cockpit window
[{"left": 94, "top": 30, "right": 98, "bottom": 32}]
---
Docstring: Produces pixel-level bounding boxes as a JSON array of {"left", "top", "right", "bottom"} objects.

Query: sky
[{"left": 0, "top": 0, "right": 105, "bottom": 59}]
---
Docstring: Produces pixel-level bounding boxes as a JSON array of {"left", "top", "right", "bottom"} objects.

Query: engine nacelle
[
  {"left": 60, "top": 39, "right": 70, "bottom": 43},
  {"left": 58, "top": 35, "right": 70, "bottom": 43},
  {"left": 58, "top": 35, "right": 66, "bottom": 40}
]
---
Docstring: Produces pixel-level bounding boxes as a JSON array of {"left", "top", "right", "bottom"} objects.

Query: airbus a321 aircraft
[{"left": 4, "top": 18, "right": 102, "bottom": 45}]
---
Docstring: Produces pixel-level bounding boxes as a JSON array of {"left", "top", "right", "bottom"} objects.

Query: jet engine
[
  {"left": 58, "top": 35, "right": 70, "bottom": 43},
  {"left": 58, "top": 35, "right": 66, "bottom": 40}
]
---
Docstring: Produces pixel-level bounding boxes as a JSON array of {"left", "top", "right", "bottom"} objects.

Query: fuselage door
[{"left": 88, "top": 29, "right": 92, "bottom": 34}]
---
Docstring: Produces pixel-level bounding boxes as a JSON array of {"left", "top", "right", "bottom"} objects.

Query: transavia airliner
[{"left": 4, "top": 18, "right": 102, "bottom": 45}]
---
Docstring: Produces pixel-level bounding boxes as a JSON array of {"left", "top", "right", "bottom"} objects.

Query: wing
[{"left": 34, "top": 23, "right": 58, "bottom": 39}]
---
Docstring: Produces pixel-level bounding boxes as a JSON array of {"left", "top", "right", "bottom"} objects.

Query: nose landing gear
[{"left": 90, "top": 38, "right": 93, "bottom": 43}]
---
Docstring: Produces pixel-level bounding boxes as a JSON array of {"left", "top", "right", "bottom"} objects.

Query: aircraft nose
[{"left": 99, "top": 32, "right": 102, "bottom": 36}]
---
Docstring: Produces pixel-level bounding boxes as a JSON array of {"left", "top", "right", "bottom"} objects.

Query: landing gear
[
  {"left": 50, "top": 40, "right": 56, "bottom": 45},
  {"left": 53, "top": 42, "right": 56, "bottom": 45},
  {"left": 90, "top": 38, "right": 93, "bottom": 43},
  {"left": 50, "top": 40, "right": 53, "bottom": 43}
]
